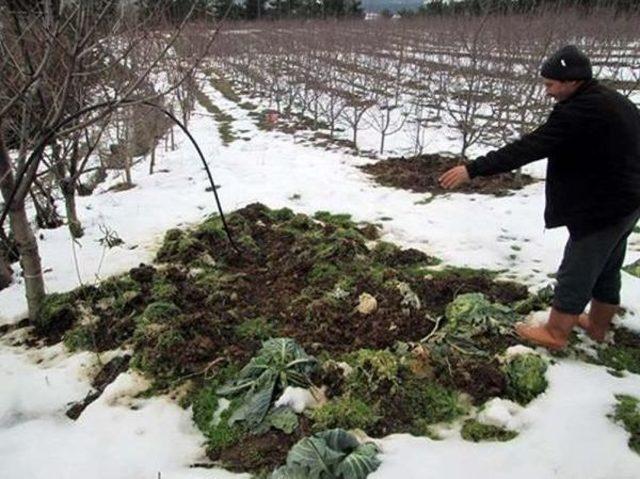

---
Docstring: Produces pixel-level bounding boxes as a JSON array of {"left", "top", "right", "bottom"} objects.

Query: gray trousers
[{"left": 553, "top": 207, "right": 640, "bottom": 315}]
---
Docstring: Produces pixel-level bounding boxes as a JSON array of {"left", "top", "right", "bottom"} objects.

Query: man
[{"left": 438, "top": 45, "right": 640, "bottom": 350}]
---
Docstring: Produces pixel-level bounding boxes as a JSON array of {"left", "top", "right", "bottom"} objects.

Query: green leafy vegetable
[
  {"left": 272, "top": 428, "right": 381, "bottom": 479},
  {"left": 504, "top": 354, "right": 548, "bottom": 405},
  {"left": 255, "top": 407, "right": 300, "bottom": 435},
  {"left": 444, "top": 292, "right": 516, "bottom": 338},
  {"left": 218, "top": 338, "right": 317, "bottom": 428}
]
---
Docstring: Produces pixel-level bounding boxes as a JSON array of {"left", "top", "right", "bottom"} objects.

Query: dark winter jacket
[{"left": 466, "top": 80, "right": 640, "bottom": 235}]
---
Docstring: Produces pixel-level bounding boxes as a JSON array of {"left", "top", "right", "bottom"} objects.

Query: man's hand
[{"left": 438, "top": 165, "right": 471, "bottom": 189}]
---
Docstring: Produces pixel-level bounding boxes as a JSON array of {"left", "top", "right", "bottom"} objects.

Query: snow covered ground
[{"left": 2, "top": 81, "right": 640, "bottom": 478}]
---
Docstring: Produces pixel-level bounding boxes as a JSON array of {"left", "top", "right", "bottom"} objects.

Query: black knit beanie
[{"left": 540, "top": 45, "right": 593, "bottom": 81}]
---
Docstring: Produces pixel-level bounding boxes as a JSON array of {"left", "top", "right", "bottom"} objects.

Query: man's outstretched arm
[{"left": 439, "top": 102, "right": 580, "bottom": 189}]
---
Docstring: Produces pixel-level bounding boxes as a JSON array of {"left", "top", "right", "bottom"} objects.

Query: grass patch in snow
[
  {"left": 461, "top": 419, "right": 518, "bottom": 442},
  {"left": 610, "top": 394, "right": 640, "bottom": 455},
  {"left": 623, "top": 258, "right": 640, "bottom": 278},
  {"left": 194, "top": 87, "right": 237, "bottom": 145},
  {"left": 190, "top": 378, "right": 245, "bottom": 458},
  {"left": 598, "top": 346, "right": 640, "bottom": 375},
  {"left": 597, "top": 327, "right": 640, "bottom": 375},
  {"left": 204, "top": 70, "right": 242, "bottom": 103},
  {"left": 36, "top": 291, "right": 77, "bottom": 334}
]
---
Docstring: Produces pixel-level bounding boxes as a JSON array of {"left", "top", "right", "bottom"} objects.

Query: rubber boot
[
  {"left": 516, "top": 307, "right": 578, "bottom": 351},
  {"left": 577, "top": 298, "right": 618, "bottom": 343}
]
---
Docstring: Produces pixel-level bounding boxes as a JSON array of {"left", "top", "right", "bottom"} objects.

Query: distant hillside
[{"left": 362, "top": 0, "right": 424, "bottom": 13}]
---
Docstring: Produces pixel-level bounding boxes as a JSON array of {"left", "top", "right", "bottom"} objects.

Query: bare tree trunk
[
  {"left": 61, "top": 179, "right": 83, "bottom": 238},
  {"left": 30, "top": 189, "right": 54, "bottom": 229},
  {"left": 51, "top": 141, "right": 82, "bottom": 237},
  {"left": 0, "top": 253, "right": 11, "bottom": 290},
  {"left": 0, "top": 136, "right": 45, "bottom": 321},
  {"left": 123, "top": 117, "right": 133, "bottom": 185},
  {"left": 149, "top": 143, "right": 156, "bottom": 175}
]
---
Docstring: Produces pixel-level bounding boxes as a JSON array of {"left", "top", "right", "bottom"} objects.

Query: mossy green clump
[
  {"left": 142, "top": 302, "right": 181, "bottom": 323},
  {"left": 598, "top": 346, "right": 640, "bottom": 375},
  {"left": 237, "top": 234, "right": 260, "bottom": 254},
  {"left": 287, "top": 213, "right": 316, "bottom": 232},
  {"left": 409, "top": 419, "right": 444, "bottom": 440},
  {"left": 235, "top": 317, "right": 277, "bottom": 341},
  {"left": 268, "top": 207, "right": 296, "bottom": 222},
  {"left": 164, "top": 228, "right": 182, "bottom": 242},
  {"left": 328, "top": 228, "right": 367, "bottom": 245},
  {"left": 304, "top": 294, "right": 340, "bottom": 322},
  {"left": 150, "top": 279, "right": 178, "bottom": 302},
  {"left": 36, "top": 292, "right": 76, "bottom": 331},
  {"left": 313, "top": 211, "right": 355, "bottom": 230},
  {"left": 131, "top": 326, "right": 187, "bottom": 380},
  {"left": 344, "top": 349, "right": 401, "bottom": 398},
  {"left": 156, "top": 228, "right": 206, "bottom": 264},
  {"left": 130, "top": 304, "right": 199, "bottom": 382},
  {"left": 371, "top": 241, "right": 401, "bottom": 263},
  {"left": 461, "top": 419, "right": 518, "bottom": 442},
  {"left": 109, "top": 290, "right": 142, "bottom": 317},
  {"left": 310, "top": 395, "right": 380, "bottom": 432},
  {"left": 191, "top": 383, "right": 245, "bottom": 456},
  {"left": 63, "top": 324, "right": 95, "bottom": 352},
  {"left": 314, "top": 235, "right": 367, "bottom": 263},
  {"left": 513, "top": 285, "right": 554, "bottom": 315},
  {"left": 424, "top": 266, "right": 500, "bottom": 281},
  {"left": 337, "top": 350, "right": 465, "bottom": 430},
  {"left": 504, "top": 354, "right": 548, "bottom": 405},
  {"left": 98, "top": 275, "right": 140, "bottom": 297},
  {"left": 610, "top": 394, "right": 640, "bottom": 454},
  {"left": 401, "top": 378, "right": 467, "bottom": 425},
  {"left": 195, "top": 269, "right": 225, "bottom": 291},
  {"left": 307, "top": 262, "right": 341, "bottom": 287},
  {"left": 196, "top": 216, "right": 226, "bottom": 242}
]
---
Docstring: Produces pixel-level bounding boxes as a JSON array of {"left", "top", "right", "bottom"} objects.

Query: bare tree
[
  {"left": 441, "top": 17, "right": 498, "bottom": 159},
  {"left": 317, "top": 69, "right": 348, "bottom": 138},
  {"left": 0, "top": 0, "right": 217, "bottom": 321}
]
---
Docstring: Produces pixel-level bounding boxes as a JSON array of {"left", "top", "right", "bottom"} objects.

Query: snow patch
[
  {"left": 476, "top": 398, "right": 526, "bottom": 431},
  {"left": 274, "top": 386, "right": 322, "bottom": 413}
]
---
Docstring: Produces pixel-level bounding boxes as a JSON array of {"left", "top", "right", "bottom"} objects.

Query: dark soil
[
  {"left": 36, "top": 203, "right": 531, "bottom": 386},
  {"left": 360, "top": 154, "right": 537, "bottom": 197},
  {"left": 66, "top": 355, "right": 131, "bottom": 420},
  {"left": 218, "top": 429, "right": 301, "bottom": 473},
  {"left": 438, "top": 357, "right": 507, "bottom": 404},
  {"left": 0, "top": 318, "right": 29, "bottom": 337},
  {"left": 613, "top": 326, "right": 640, "bottom": 349},
  {"left": 31, "top": 203, "right": 545, "bottom": 476},
  {"left": 36, "top": 303, "right": 77, "bottom": 344},
  {"left": 414, "top": 269, "right": 529, "bottom": 316}
]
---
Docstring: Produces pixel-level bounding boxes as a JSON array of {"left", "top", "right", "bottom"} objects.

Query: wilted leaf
[{"left": 334, "top": 442, "right": 381, "bottom": 479}]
